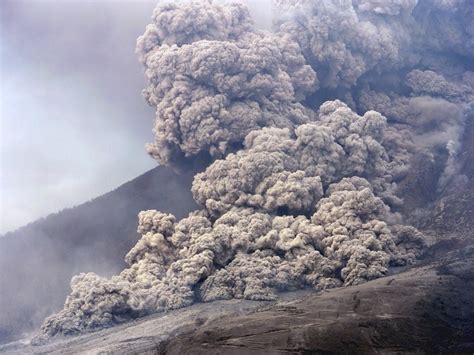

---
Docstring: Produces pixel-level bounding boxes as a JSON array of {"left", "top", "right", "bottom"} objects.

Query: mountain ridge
[{"left": 0, "top": 163, "right": 202, "bottom": 344}]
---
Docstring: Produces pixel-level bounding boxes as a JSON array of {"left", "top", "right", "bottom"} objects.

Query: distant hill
[{"left": 0, "top": 163, "right": 204, "bottom": 344}]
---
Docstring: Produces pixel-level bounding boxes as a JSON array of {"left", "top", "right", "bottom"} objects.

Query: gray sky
[
  {"left": 0, "top": 0, "right": 272, "bottom": 235},
  {"left": 0, "top": 0, "right": 159, "bottom": 234}
]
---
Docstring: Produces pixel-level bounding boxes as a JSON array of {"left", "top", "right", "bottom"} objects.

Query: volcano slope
[
  {"left": 0, "top": 160, "right": 206, "bottom": 345},
  {"left": 2, "top": 236, "right": 473, "bottom": 354},
  {"left": 2, "top": 122, "right": 473, "bottom": 354},
  {"left": 147, "top": 103, "right": 474, "bottom": 354},
  {"left": 3, "top": 0, "right": 474, "bottom": 352}
]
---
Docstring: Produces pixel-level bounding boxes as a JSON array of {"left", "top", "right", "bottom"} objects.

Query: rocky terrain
[
  {"left": 2, "top": 239, "right": 473, "bottom": 354},
  {"left": 160, "top": 248, "right": 474, "bottom": 354}
]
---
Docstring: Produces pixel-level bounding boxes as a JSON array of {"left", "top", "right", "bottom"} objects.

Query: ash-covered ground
[{"left": 3, "top": 244, "right": 473, "bottom": 353}]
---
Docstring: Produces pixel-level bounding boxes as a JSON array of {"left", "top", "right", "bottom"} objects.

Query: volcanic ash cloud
[
  {"left": 35, "top": 0, "right": 474, "bottom": 340},
  {"left": 136, "top": 1, "right": 317, "bottom": 165},
  {"left": 38, "top": 100, "right": 425, "bottom": 337}
]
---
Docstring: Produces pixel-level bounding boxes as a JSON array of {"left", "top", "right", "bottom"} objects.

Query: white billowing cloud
[{"left": 192, "top": 100, "right": 398, "bottom": 216}]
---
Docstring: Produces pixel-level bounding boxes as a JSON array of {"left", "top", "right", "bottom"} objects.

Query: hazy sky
[
  {"left": 0, "top": 0, "right": 160, "bottom": 234},
  {"left": 0, "top": 0, "right": 272, "bottom": 235}
]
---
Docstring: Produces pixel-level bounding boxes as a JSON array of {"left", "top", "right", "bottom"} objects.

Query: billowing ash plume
[
  {"left": 36, "top": 0, "right": 473, "bottom": 340},
  {"left": 273, "top": 0, "right": 473, "bottom": 191},
  {"left": 273, "top": 0, "right": 417, "bottom": 89},
  {"left": 136, "top": 1, "right": 316, "bottom": 164},
  {"left": 192, "top": 100, "right": 403, "bottom": 215},
  {"left": 38, "top": 100, "right": 425, "bottom": 338},
  {"left": 39, "top": 175, "right": 424, "bottom": 336}
]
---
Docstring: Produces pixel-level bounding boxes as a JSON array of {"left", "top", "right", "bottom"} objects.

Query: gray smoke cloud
[
  {"left": 35, "top": 0, "right": 473, "bottom": 341},
  {"left": 273, "top": 0, "right": 417, "bottom": 89},
  {"left": 192, "top": 100, "right": 400, "bottom": 216},
  {"left": 38, "top": 175, "right": 425, "bottom": 337},
  {"left": 136, "top": 1, "right": 316, "bottom": 164}
]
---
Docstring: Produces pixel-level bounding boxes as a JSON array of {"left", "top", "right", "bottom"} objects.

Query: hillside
[
  {"left": 2, "top": 242, "right": 473, "bottom": 354},
  {"left": 0, "top": 163, "right": 203, "bottom": 344}
]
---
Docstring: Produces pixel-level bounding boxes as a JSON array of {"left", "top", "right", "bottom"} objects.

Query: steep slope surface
[
  {"left": 2, "top": 243, "right": 473, "bottom": 354},
  {"left": 0, "top": 163, "right": 202, "bottom": 344}
]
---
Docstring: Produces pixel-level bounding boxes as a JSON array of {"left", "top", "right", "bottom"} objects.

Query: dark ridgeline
[{"left": 0, "top": 162, "right": 204, "bottom": 344}]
